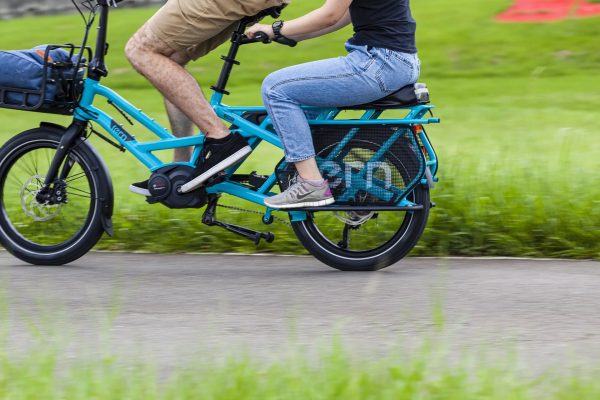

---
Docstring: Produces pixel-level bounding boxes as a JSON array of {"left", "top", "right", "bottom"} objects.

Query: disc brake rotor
[{"left": 20, "top": 175, "right": 63, "bottom": 222}]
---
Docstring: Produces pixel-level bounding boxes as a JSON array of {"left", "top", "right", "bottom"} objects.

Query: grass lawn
[
  {"left": 1, "top": 333, "right": 600, "bottom": 399},
  {"left": 0, "top": 0, "right": 598, "bottom": 257}
]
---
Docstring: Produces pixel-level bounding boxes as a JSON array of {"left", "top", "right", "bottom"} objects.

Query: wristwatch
[{"left": 272, "top": 21, "right": 298, "bottom": 47}]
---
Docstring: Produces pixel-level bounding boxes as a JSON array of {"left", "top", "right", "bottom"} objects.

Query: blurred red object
[
  {"left": 576, "top": 0, "right": 600, "bottom": 17},
  {"left": 496, "top": 0, "right": 576, "bottom": 22}
]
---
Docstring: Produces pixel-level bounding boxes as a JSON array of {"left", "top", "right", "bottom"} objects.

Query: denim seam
[
  {"left": 264, "top": 92, "right": 313, "bottom": 162},
  {"left": 361, "top": 56, "right": 375, "bottom": 72},
  {"left": 376, "top": 52, "right": 417, "bottom": 92},
  {"left": 374, "top": 52, "right": 392, "bottom": 92},
  {"left": 263, "top": 100, "right": 292, "bottom": 160},
  {"left": 287, "top": 153, "right": 317, "bottom": 163},
  {"left": 266, "top": 74, "right": 363, "bottom": 162},
  {"left": 269, "top": 72, "right": 361, "bottom": 92}
]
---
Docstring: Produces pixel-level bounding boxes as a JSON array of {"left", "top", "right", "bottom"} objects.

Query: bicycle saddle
[{"left": 343, "top": 83, "right": 430, "bottom": 110}]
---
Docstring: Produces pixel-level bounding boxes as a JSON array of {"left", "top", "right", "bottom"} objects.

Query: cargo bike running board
[{"left": 288, "top": 205, "right": 424, "bottom": 212}]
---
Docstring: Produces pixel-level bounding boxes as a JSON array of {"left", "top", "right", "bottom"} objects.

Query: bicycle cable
[{"left": 69, "top": 0, "right": 99, "bottom": 111}]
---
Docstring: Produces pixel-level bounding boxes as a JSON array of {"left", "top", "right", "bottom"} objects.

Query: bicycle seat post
[
  {"left": 211, "top": 21, "right": 249, "bottom": 96},
  {"left": 211, "top": 5, "right": 285, "bottom": 96}
]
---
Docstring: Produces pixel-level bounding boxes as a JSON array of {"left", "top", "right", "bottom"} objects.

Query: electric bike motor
[{"left": 147, "top": 165, "right": 206, "bottom": 209}]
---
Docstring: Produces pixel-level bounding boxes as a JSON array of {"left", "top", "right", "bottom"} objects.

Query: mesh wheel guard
[{"left": 276, "top": 124, "right": 427, "bottom": 207}]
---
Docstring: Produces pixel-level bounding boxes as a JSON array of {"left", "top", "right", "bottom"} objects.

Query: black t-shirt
[{"left": 348, "top": 0, "right": 417, "bottom": 54}]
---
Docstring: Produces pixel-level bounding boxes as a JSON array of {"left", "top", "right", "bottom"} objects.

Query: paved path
[{"left": 0, "top": 252, "right": 599, "bottom": 373}]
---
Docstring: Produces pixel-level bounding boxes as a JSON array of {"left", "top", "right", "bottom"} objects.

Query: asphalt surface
[{"left": 0, "top": 252, "right": 599, "bottom": 373}]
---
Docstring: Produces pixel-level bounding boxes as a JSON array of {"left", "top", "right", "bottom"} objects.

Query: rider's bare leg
[
  {"left": 164, "top": 98, "right": 194, "bottom": 162},
  {"left": 294, "top": 158, "right": 325, "bottom": 182},
  {"left": 125, "top": 24, "right": 230, "bottom": 141},
  {"left": 162, "top": 51, "right": 195, "bottom": 162}
]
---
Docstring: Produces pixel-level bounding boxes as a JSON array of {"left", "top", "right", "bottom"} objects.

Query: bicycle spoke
[
  {"left": 65, "top": 171, "right": 87, "bottom": 183},
  {"left": 15, "top": 158, "right": 36, "bottom": 178},
  {"left": 67, "top": 192, "right": 92, "bottom": 199},
  {"left": 66, "top": 186, "right": 93, "bottom": 198},
  {"left": 32, "top": 150, "right": 39, "bottom": 177},
  {"left": 45, "top": 148, "right": 51, "bottom": 168},
  {"left": 7, "top": 174, "right": 26, "bottom": 190},
  {"left": 1, "top": 144, "right": 96, "bottom": 247}
]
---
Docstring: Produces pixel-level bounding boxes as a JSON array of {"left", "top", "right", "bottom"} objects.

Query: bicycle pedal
[
  {"left": 202, "top": 194, "right": 274, "bottom": 245},
  {"left": 207, "top": 220, "right": 274, "bottom": 245},
  {"left": 229, "top": 172, "right": 269, "bottom": 190}
]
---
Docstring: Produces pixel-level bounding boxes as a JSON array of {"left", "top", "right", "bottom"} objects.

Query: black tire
[
  {"left": 0, "top": 127, "right": 111, "bottom": 265},
  {"left": 292, "top": 185, "right": 430, "bottom": 271},
  {"left": 290, "top": 135, "right": 431, "bottom": 272}
]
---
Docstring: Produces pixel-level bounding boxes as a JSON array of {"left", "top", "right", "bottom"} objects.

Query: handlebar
[
  {"left": 240, "top": 31, "right": 297, "bottom": 47},
  {"left": 240, "top": 31, "right": 272, "bottom": 45}
]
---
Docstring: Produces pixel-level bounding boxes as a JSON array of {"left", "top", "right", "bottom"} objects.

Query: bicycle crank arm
[
  {"left": 202, "top": 194, "right": 274, "bottom": 245},
  {"left": 210, "top": 220, "right": 274, "bottom": 245}
]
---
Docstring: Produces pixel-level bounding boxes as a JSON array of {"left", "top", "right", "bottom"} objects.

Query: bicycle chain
[{"left": 216, "top": 204, "right": 292, "bottom": 227}]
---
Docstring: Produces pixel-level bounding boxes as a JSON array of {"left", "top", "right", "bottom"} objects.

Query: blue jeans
[{"left": 261, "top": 42, "right": 420, "bottom": 163}]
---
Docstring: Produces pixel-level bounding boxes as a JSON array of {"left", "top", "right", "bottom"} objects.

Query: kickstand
[
  {"left": 202, "top": 195, "right": 274, "bottom": 245},
  {"left": 338, "top": 224, "right": 351, "bottom": 249}
]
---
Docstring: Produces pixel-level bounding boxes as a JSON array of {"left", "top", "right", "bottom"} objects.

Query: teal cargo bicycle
[{"left": 0, "top": 1, "right": 440, "bottom": 271}]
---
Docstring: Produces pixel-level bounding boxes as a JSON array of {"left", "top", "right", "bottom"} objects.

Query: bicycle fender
[{"left": 40, "top": 122, "right": 115, "bottom": 236}]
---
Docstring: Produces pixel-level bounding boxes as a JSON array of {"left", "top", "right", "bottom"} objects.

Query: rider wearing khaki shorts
[
  {"left": 125, "top": 0, "right": 286, "bottom": 196},
  {"left": 148, "top": 0, "right": 285, "bottom": 61}
]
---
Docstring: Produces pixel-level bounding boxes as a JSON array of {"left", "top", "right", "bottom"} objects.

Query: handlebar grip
[{"left": 253, "top": 32, "right": 272, "bottom": 44}]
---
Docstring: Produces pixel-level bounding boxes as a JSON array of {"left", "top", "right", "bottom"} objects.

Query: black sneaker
[
  {"left": 129, "top": 179, "right": 151, "bottom": 197},
  {"left": 181, "top": 133, "right": 251, "bottom": 193}
]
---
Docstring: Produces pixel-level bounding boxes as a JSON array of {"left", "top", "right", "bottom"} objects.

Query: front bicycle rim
[{"left": 0, "top": 138, "right": 101, "bottom": 263}]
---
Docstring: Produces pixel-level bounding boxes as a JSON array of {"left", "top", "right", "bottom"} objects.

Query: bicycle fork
[{"left": 36, "top": 120, "right": 88, "bottom": 203}]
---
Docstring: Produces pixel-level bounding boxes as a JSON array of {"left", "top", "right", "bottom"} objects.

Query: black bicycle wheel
[
  {"left": 291, "top": 140, "right": 430, "bottom": 271},
  {"left": 0, "top": 127, "right": 109, "bottom": 265}
]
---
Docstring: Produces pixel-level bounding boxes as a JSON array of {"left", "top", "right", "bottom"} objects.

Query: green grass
[
  {"left": 2, "top": 334, "right": 600, "bottom": 399},
  {"left": 0, "top": 0, "right": 598, "bottom": 257}
]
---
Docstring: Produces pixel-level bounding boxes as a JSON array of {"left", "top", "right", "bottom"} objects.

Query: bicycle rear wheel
[
  {"left": 0, "top": 127, "right": 110, "bottom": 265},
  {"left": 292, "top": 185, "right": 430, "bottom": 271},
  {"left": 289, "top": 136, "right": 431, "bottom": 271}
]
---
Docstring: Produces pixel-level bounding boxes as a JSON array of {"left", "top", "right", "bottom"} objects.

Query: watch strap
[{"left": 272, "top": 21, "right": 298, "bottom": 47}]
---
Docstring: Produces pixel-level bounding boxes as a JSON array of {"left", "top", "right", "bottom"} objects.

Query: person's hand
[{"left": 246, "top": 23, "right": 275, "bottom": 39}]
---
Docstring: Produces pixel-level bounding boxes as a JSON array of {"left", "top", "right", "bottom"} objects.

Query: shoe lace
[{"left": 285, "top": 180, "right": 305, "bottom": 197}]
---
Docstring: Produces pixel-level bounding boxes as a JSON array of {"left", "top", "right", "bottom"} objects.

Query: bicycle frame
[{"left": 68, "top": 1, "right": 440, "bottom": 223}]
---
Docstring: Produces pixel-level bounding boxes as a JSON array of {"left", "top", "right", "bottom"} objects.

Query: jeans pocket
[
  {"left": 346, "top": 43, "right": 376, "bottom": 72},
  {"left": 375, "top": 51, "right": 418, "bottom": 92}
]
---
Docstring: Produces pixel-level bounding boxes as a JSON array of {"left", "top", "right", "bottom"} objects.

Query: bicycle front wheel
[{"left": 0, "top": 127, "right": 110, "bottom": 265}]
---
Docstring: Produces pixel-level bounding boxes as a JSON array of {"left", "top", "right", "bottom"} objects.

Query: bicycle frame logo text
[
  {"left": 110, "top": 120, "right": 134, "bottom": 142},
  {"left": 320, "top": 161, "right": 393, "bottom": 190}
]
